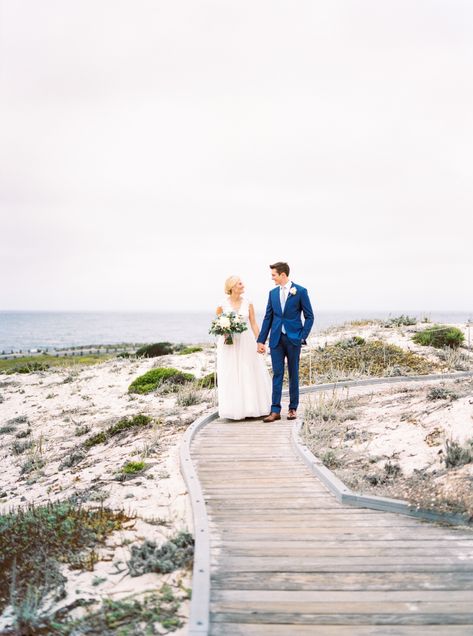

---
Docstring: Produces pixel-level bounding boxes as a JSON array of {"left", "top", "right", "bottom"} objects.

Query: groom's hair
[{"left": 270, "top": 262, "right": 290, "bottom": 276}]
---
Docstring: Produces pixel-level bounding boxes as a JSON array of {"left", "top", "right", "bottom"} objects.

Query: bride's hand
[{"left": 257, "top": 343, "right": 266, "bottom": 354}]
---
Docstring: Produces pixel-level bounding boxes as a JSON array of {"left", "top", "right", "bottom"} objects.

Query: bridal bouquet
[{"left": 209, "top": 311, "right": 248, "bottom": 344}]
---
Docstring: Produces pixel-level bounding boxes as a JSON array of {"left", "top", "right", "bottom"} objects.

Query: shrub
[
  {"left": 20, "top": 457, "right": 45, "bottom": 475},
  {"left": 334, "top": 336, "right": 366, "bottom": 348},
  {"left": 59, "top": 448, "right": 87, "bottom": 470},
  {"left": 178, "top": 346, "right": 203, "bottom": 355},
  {"left": 382, "top": 315, "right": 417, "bottom": 327},
  {"left": 15, "top": 428, "right": 31, "bottom": 439},
  {"left": 413, "top": 325, "right": 465, "bottom": 349},
  {"left": 8, "top": 415, "right": 29, "bottom": 425},
  {"left": 0, "top": 501, "right": 130, "bottom": 614},
  {"left": 5, "top": 360, "right": 50, "bottom": 374},
  {"left": 128, "top": 368, "right": 194, "bottom": 394},
  {"left": 0, "top": 425, "right": 16, "bottom": 435},
  {"left": 83, "top": 431, "right": 108, "bottom": 449},
  {"left": 121, "top": 460, "right": 146, "bottom": 475},
  {"left": 198, "top": 372, "right": 216, "bottom": 388},
  {"left": 74, "top": 424, "right": 91, "bottom": 436},
  {"left": 115, "top": 460, "right": 148, "bottom": 481},
  {"left": 427, "top": 386, "right": 459, "bottom": 401},
  {"left": 12, "top": 439, "right": 34, "bottom": 455},
  {"left": 444, "top": 438, "right": 473, "bottom": 468},
  {"left": 176, "top": 384, "right": 204, "bottom": 407},
  {"left": 61, "top": 586, "right": 186, "bottom": 634},
  {"left": 84, "top": 414, "right": 152, "bottom": 448},
  {"left": 127, "top": 531, "right": 194, "bottom": 576},
  {"left": 135, "top": 342, "right": 175, "bottom": 358},
  {"left": 300, "top": 340, "right": 432, "bottom": 382},
  {"left": 108, "top": 413, "right": 151, "bottom": 436}
]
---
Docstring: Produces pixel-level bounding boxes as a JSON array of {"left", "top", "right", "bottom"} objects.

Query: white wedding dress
[{"left": 216, "top": 298, "right": 272, "bottom": 420}]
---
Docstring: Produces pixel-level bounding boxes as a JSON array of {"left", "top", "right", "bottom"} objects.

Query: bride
[{"left": 215, "top": 276, "right": 272, "bottom": 420}]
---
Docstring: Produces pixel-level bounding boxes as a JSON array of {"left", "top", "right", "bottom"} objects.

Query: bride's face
[{"left": 232, "top": 279, "right": 245, "bottom": 295}]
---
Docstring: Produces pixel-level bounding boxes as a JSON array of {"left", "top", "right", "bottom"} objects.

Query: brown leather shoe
[
  {"left": 287, "top": 409, "right": 297, "bottom": 420},
  {"left": 263, "top": 412, "right": 281, "bottom": 423}
]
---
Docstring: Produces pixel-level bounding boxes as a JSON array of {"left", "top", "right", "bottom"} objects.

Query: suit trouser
[{"left": 270, "top": 333, "right": 301, "bottom": 413}]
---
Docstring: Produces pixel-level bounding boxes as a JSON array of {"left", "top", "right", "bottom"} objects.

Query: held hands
[{"left": 257, "top": 343, "right": 266, "bottom": 354}]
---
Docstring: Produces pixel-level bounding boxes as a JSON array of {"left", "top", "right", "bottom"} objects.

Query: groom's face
[{"left": 271, "top": 269, "right": 284, "bottom": 286}]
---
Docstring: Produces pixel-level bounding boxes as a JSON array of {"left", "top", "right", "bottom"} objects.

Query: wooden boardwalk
[{"left": 191, "top": 418, "right": 473, "bottom": 635}]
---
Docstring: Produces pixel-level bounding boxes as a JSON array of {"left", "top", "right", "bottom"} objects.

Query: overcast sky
[{"left": 1, "top": 0, "right": 472, "bottom": 312}]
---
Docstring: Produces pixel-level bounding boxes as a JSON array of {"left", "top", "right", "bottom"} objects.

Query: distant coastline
[{"left": 1, "top": 310, "right": 472, "bottom": 353}]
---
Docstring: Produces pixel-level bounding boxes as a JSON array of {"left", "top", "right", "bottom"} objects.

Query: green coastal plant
[
  {"left": 427, "top": 386, "right": 459, "bottom": 401},
  {"left": 59, "top": 585, "right": 187, "bottom": 634},
  {"left": 127, "top": 531, "right": 194, "bottom": 576},
  {"left": 444, "top": 438, "right": 473, "bottom": 468},
  {"left": 176, "top": 383, "right": 205, "bottom": 407},
  {"left": 59, "top": 447, "right": 87, "bottom": 470},
  {"left": 128, "top": 367, "right": 194, "bottom": 394},
  {"left": 382, "top": 314, "right": 417, "bottom": 327},
  {"left": 84, "top": 413, "right": 153, "bottom": 448},
  {"left": 198, "top": 372, "right": 216, "bottom": 388},
  {"left": 413, "top": 325, "right": 465, "bottom": 349},
  {"left": 0, "top": 354, "right": 109, "bottom": 374},
  {"left": 0, "top": 501, "right": 131, "bottom": 615},
  {"left": 121, "top": 460, "right": 146, "bottom": 475},
  {"left": 178, "top": 345, "right": 203, "bottom": 355},
  {"left": 135, "top": 342, "right": 174, "bottom": 358},
  {"left": 300, "top": 340, "right": 432, "bottom": 383}
]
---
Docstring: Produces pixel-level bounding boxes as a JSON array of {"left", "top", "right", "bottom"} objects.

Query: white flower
[
  {"left": 289, "top": 287, "right": 297, "bottom": 295},
  {"left": 219, "top": 316, "right": 231, "bottom": 328}
]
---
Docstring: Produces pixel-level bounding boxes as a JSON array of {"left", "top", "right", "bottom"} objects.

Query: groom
[{"left": 257, "top": 262, "right": 314, "bottom": 422}]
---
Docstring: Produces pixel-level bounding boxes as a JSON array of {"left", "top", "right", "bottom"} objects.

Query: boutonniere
[{"left": 289, "top": 287, "right": 297, "bottom": 296}]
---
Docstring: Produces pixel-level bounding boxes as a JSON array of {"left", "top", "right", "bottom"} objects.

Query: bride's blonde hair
[{"left": 224, "top": 275, "right": 240, "bottom": 295}]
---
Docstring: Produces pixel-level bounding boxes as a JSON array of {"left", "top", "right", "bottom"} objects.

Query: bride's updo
[{"left": 224, "top": 275, "right": 240, "bottom": 295}]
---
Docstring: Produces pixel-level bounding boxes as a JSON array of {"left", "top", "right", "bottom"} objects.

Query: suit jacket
[{"left": 257, "top": 283, "right": 314, "bottom": 348}]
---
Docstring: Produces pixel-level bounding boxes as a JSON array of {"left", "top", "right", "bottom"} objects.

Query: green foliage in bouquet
[
  {"left": 209, "top": 311, "right": 248, "bottom": 344},
  {"left": 128, "top": 367, "right": 194, "bottom": 394}
]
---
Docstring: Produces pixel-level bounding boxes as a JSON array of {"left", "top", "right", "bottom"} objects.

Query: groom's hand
[{"left": 257, "top": 343, "right": 266, "bottom": 354}]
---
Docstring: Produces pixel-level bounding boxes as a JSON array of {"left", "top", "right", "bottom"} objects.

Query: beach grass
[{"left": 0, "top": 354, "right": 111, "bottom": 374}]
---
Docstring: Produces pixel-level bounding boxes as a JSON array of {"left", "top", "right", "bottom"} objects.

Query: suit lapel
[
  {"left": 272, "top": 287, "right": 282, "bottom": 314},
  {"left": 283, "top": 284, "right": 296, "bottom": 313}
]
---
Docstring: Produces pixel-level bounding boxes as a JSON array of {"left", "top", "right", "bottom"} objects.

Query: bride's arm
[
  {"left": 216, "top": 306, "right": 223, "bottom": 316},
  {"left": 248, "top": 303, "right": 260, "bottom": 339}
]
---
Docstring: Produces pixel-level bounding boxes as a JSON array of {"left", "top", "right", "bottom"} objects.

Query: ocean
[{"left": 1, "top": 310, "right": 472, "bottom": 353}]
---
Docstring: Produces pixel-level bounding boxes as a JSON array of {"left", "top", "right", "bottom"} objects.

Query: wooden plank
[
  {"left": 207, "top": 517, "right": 426, "bottom": 527},
  {"left": 211, "top": 590, "right": 473, "bottom": 603},
  {"left": 214, "top": 539, "right": 473, "bottom": 550},
  {"left": 210, "top": 625, "right": 473, "bottom": 635},
  {"left": 212, "top": 546, "right": 473, "bottom": 558},
  {"left": 212, "top": 571, "right": 473, "bottom": 591},
  {"left": 213, "top": 557, "right": 473, "bottom": 573},
  {"left": 210, "top": 611, "right": 473, "bottom": 625},
  {"left": 209, "top": 529, "right": 457, "bottom": 540}
]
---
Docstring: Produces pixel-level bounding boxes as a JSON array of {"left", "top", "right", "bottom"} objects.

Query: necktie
[
  {"left": 281, "top": 286, "right": 287, "bottom": 311},
  {"left": 281, "top": 286, "right": 287, "bottom": 334}
]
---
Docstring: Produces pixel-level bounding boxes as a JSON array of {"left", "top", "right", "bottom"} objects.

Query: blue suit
[{"left": 257, "top": 283, "right": 314, "bottom": 413}]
